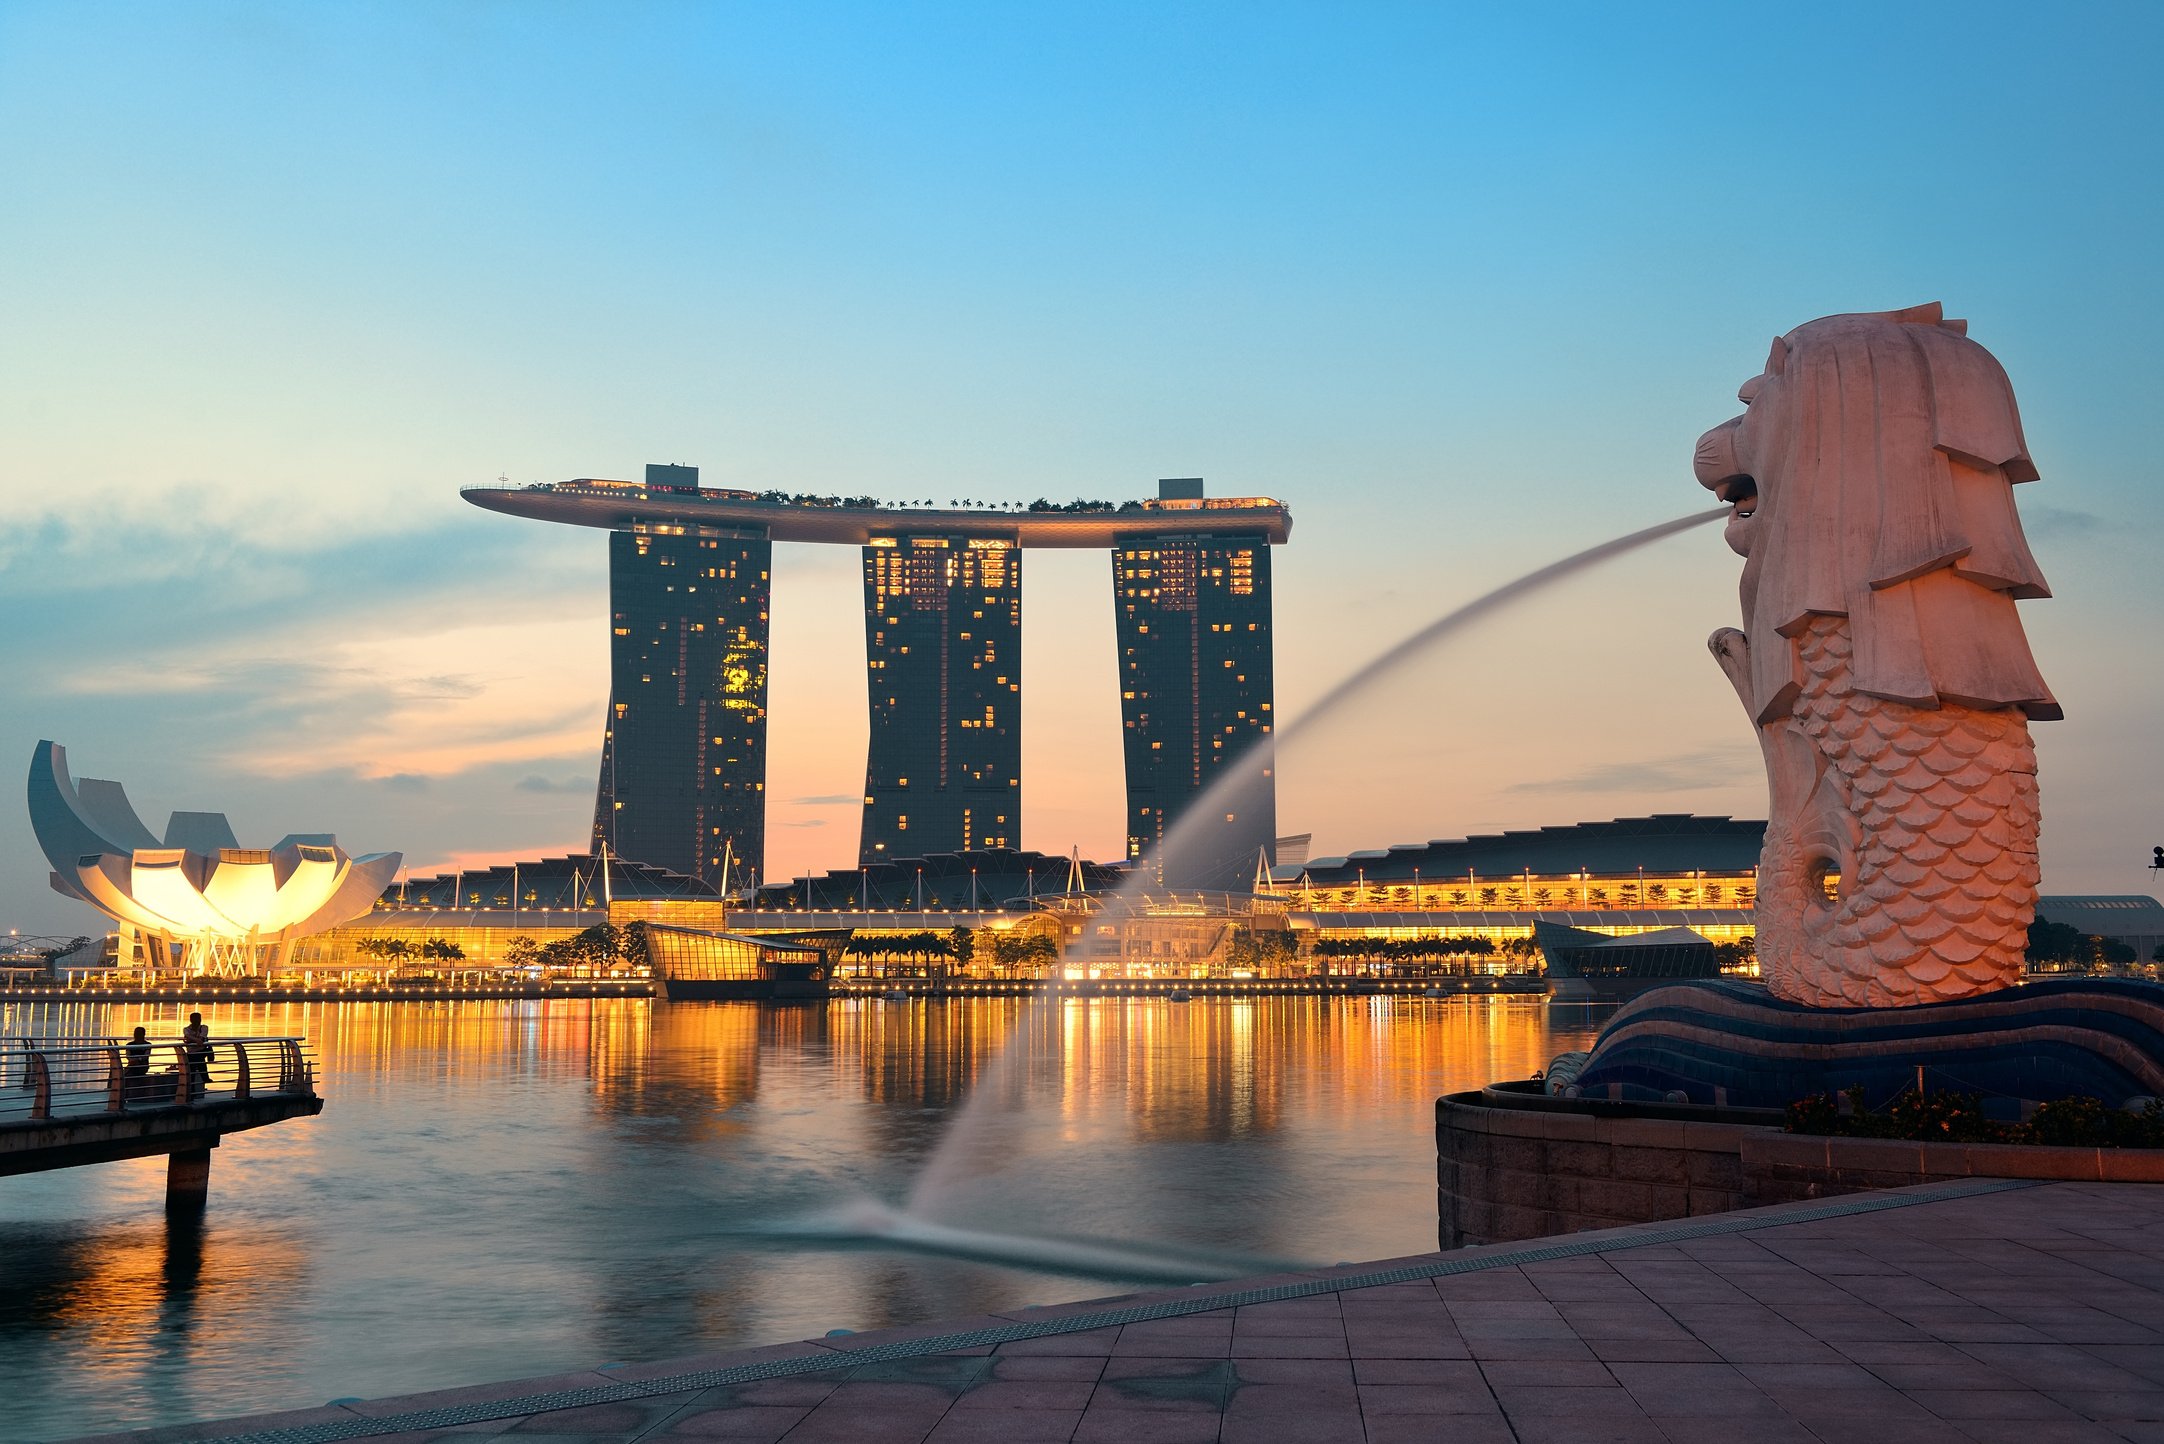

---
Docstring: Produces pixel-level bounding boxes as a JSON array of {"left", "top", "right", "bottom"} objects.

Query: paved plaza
[{"left": 84, "top": 1180, "right": 2164, "bottom": 1444}]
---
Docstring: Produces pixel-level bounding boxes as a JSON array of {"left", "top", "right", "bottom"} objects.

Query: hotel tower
[{"left": 467, "top": 472, "right": 1289, "bottom": 888}]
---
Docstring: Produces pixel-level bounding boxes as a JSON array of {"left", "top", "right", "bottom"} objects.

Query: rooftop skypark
[{"left": 462, "top": 476, "right": 1293, "bottom": 547}]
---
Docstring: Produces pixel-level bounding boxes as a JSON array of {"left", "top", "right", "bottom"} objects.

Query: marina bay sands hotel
[{"left": 464, "top": 467, "right": 1291, "bottom": 889}]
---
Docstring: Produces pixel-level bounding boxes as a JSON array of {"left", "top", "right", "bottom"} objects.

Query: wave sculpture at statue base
[{"left": 1557, "top": 978, "right": 2164, "bottom": 1111}]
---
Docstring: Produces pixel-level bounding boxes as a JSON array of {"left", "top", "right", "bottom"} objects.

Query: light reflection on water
[{"left": 0, "top": 995, "right": 1601, "bottom": 1439}]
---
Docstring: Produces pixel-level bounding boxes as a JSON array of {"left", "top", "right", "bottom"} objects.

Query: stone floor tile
[
  {"left": 648, "top": 1406, "right": 808, "bottom": 1441},
  {"left": 1963, "top": 1344, "right": 2164, "bottom": 1393},
  {"left": 845, "top": 1357, "right": 995, "bottom": 1387},
  {"left": 1227, "top": 1334, "right": 1349, "bottom": 1360},
  {"left": 1556, "top": 1303, "right": 1693, "bottom": 1339},
  {"left": 1445, "top": 1299, "right": 1567, "bottom": 1320},
  {"left": 1221, "top": 1383, "right": 1356, "bottom": 1411},
  {"left": 1461, "top": 1335, "right": 1598, "bottom": 1362},
  {"left": 1756, "top": 1385, "right": 1934, "bottom": 1421},
  {"left": 1956, "top": 1424, "right": 2131, "bottom": 1444},
  {"left": 1587, "top": 1338, "right": 1724, "bottom": 1363},
  {"left": 1792, "top": 1418, "right": 1973, "bottom": 1443},
  {"left": 1232, "top": 1317, "right": 1349, "bottom": 1338},
  {"left": 2047, "top": 1392, "right": 2164, "bottom": 1422},
  {"left": 1656, "top": 1419, "right": 1822, "bottom": 1444},
  {"left": 1092, "top": 1359, "right": 1233, "bottom": 1411},
  {"left": 1070, "top": 1409, "right": 1219, "bottom": 1443},
  {"left": 1430, "top": 1272, "right": 1543, "bottom": 1301},
  {"left": 1707, "top": 1335, "right": 1850, "bottom": 1365},
  {"left": 496, "top": 1402, "right": 676, "bottom": 1436},
  {"left": 1476, "top": 1359, "right": 1613, "bottom": 1387},
  {"left": 1487, "top": 1384, "right": 1650, "bottom": 1417},
  {"left": 818, "top": 1381, "right": 968, "bottom": 1412},
  {"left": 1733, "top": 1361, "right": 1885, "bottom": 1390},
  {"left": 1870, "top": 1361, "right": 2039, "bottom": 1391},
  {"left": 1338, "top": 1330, "right": 1470, "bottom": 1360},
  {"left": 1361, "top": 1414, "right": 1514, "bottom": 1443},
  {"left": 2083, "top": 1347, "right": 2164, "bottom": 1387},
  {"left": 1234, "top": 1301, "right": 1341, "bottom": 1322},
  {"left": 1832, "top": 1340, "right": 1977, "bottom": 1365},
  {"left": 1217, "top": 1410, "right": 1363, "bottom": 1444},
  {"left": 952, "top": 1381, "right": 1095, "bottom": 1411},
  {"left": 1907, "top": 1388, "right": 2082, "bottom": 1420},
  {"left": 1510, "top": 1417, "right": 1671, "bottom": 1444},
  {"left": 1229, "top": 1358, "right": 1353, "bottom": 1385},
  {"left": 1353, "top": 1382, "right": 1500, "bottom": 1415},
  {"left": 1101, "top": 1359, "right": 1238, "bottom": 1383},
  {"left": 1350, "top": 1360, "right": 1485, "bottom": 1387},
  {"left": 923, "top": 1409, "right": 1083, "bottom": 1442},
  {"left": 771, "top": 1407, "right": 948, "bottom": 1443},
  {"left": 988, "top": 1357, "right": 1107, "bottom": 1383},
  {"left": 996, "top": 1329, "right": 1122, "bottom": 1357},
  {"left": 1115, "top": 1329, "right": 1236, "bottom": 1359}
]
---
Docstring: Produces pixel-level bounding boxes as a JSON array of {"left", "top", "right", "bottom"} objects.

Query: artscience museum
[{"left": 28, "top": 741, "right": 402, "bottom": 975}]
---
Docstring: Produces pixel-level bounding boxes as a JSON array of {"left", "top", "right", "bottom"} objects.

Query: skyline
[{"left": 5, "top": 3, "right": 2162, "bottom": 932}]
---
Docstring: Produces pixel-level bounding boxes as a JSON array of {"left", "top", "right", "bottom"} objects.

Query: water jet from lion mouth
[{"left": 902, "top": 503, "right": 1732, "bottom": 1227}]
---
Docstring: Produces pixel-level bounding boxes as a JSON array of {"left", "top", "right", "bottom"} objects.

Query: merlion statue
[{"left": 1695, "top": 303, "right": 2058, "bottom": 1007}]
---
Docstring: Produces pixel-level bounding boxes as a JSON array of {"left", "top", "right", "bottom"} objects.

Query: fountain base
[{"left": 1551, "top": 978, "right": 2164, "bottom": 1110}]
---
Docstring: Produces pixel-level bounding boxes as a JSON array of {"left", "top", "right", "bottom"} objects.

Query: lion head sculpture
[{"left": 1694, "top": 301, "right": 2058, "bottom": 727}]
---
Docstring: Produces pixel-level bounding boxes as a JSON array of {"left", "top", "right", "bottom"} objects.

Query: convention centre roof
[
  {"left": 385, "top": 854, "right": 718, "bottom": 910},
  {"left": 757, "top": 848, "right": 1126, "bottom": 911},
  {"left": 1301, "top": 815, "right": 1768, "bottom": 883}
]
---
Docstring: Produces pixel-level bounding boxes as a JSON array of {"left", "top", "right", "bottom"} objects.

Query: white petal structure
[{"left": 29, "top": 741, "right": 402, "bottom": 972}]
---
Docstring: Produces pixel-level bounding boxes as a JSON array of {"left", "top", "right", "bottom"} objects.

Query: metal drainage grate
[{"left": 190, "top": 1177, "right": 2042, "bottom": 1444}]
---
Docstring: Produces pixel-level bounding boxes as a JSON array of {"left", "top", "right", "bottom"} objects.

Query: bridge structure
[{"left": 0, "top": 1033, "right": 321, "bottom": 1209}]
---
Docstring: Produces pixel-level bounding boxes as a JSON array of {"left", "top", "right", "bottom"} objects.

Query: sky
[{"left": 3, "top": 1, "right": 2160, "bottom": 936}]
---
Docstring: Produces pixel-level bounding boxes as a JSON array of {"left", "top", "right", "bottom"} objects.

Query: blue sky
[{"left": 3, "top": 2, "right": 2160, "bottom": 933}]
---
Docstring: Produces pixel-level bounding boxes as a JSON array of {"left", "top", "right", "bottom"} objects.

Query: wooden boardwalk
[{"left": 0, "top": 1035, "right": 321, "bottom": 1205}]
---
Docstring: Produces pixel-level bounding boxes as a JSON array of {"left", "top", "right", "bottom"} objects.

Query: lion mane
[{"left": 1698, "top": 301, "right": 2057, "bottom": 724}]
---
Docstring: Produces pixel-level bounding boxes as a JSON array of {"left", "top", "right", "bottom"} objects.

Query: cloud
[
  {"left": 781, "top": 818, "right": 829, "bottom": 828},
  {"left": 399, "top": 842, "right": 593, "bottom": 877},
  {"left": 790, "top": 794, "right": 862, "bottom": 806},
  {"left": 516, "top": 774, "right": 591, "bottom": 794},
  {"left": 2021, "top": 506, "right": 2106, "bottom": 541},
  {"left": 379, "top": 773, "right": 429, "bottom": 793},
  {"left": 1506, "top": 747, "right": 1757, "bottom": 796}
]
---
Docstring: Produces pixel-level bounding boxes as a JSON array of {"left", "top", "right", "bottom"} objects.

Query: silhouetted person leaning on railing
[
  {"left": 180, "top": 1013, "right": 212, "bottom": 1097},
  {"left": 123, "top": 1026, "right": 152, "bottom": 1103}
]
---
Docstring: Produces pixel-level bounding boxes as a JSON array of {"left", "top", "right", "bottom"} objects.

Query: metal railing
[{"left": 0, "top": 1035, "right": 316, "bottom": 1126}]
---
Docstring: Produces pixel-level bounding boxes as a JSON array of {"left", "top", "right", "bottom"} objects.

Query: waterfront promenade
[{"left": 72, "top": 1179, "right": 2164, "bottom": 1443}]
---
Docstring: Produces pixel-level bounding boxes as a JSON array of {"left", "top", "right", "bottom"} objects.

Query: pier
[{"left": 0, "top": 1034, "right": 322, "bottom": 1208}]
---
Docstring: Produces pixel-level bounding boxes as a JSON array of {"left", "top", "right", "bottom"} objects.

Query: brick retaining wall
[{"left": 1438, "top": 1088, "right": 2164, "bottom": 1249}]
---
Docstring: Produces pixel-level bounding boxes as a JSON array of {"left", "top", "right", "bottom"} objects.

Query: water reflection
[{"left": 0, "top": 995, "right": 1598, "bottom": 1439}]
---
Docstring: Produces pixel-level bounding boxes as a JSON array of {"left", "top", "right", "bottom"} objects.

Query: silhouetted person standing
[{"left": 180, "top": 1012, "right": 211, "bottom": 1096}]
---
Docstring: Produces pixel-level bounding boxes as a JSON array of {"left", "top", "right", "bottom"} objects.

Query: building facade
[
  {"left": 1113, "top": 496, "right": 1277, "bottom": 887},
  {"left": 592, "top": 465, "right": 771, "bottom": 886},
  {"left": 860, "top": 535, "right": 1022, "bottom": 861}
]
